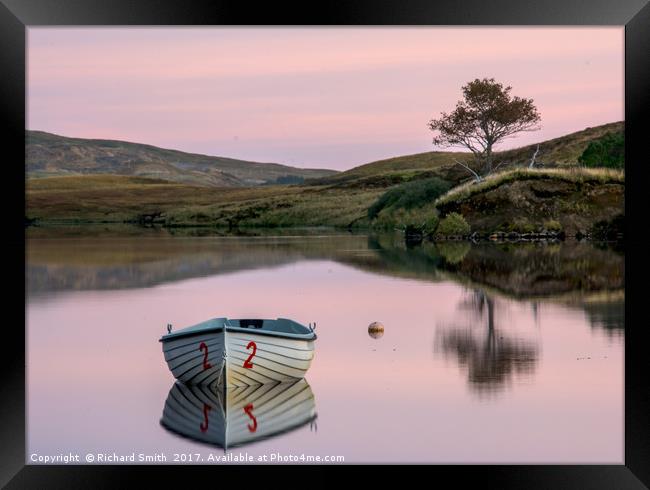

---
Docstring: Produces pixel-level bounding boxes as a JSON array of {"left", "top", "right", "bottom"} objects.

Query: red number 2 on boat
[
  {"left": 243, "top": 341, "right": 257, "bottom": 368},
  {"left": 199, "top": 342, "right": 212, "bottom": 370},
  {"left": 200, "top": 403, "right": 212, "bottom": 433},
  {"left": 243, "top": 403, "right": 257, "bottom": 432}
]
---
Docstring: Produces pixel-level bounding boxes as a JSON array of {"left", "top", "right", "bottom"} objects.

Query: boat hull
[
  {"left": 162, "top": 331, "right": 225, "bottom": 388},
  {"left": 224, "top": 330, "right": 315, "bottom": 388},
  {"left": 160, "top": 318, "right": 316, "bottom": 387}
]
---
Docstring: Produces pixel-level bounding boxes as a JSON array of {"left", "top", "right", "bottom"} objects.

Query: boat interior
[{"left": 227, "top": 318, "right": 313, "bottom": 335}]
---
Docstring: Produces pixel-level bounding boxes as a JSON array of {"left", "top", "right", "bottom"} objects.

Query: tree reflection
[
  {"left": 582, "top": 299, "right": 625, "bottom": 339},
  {"left": 435, "top": 289, "right": 539, "bottom": 397}
]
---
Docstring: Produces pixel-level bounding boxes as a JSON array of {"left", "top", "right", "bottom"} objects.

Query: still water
[{"left": 26, "top": 228, "right": 624, "bottom": 463}]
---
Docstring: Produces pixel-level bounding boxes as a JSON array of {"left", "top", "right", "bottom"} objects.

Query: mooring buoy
[{"left": 368, "top": 321, "right": 384, "bottom": 339}]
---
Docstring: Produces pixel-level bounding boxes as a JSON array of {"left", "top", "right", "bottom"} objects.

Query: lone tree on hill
[{"left": 428, "top": 78, "right": 541, "bottom": 181}]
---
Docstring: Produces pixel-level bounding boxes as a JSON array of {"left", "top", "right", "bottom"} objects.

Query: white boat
[
  {"left": 160, "top": 378, "right": 317, "bottom": 449},
  {"left": 160, "top": 318, "right": 228, "bottom": 387},
  {"left": 159, "top": 317, "right": 316, "bottom": 388}
]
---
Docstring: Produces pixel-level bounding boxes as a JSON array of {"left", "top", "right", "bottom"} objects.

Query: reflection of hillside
[
  {"left": 335, "top": 234, "right": 443, "bottom": 282},
  {"left": 579, "top": 299, "right": 625, "bottom": 338},
  {"left": 437, "top": 241, "right": 624, "bottom": 299},
  {"left": 27, "top": 230, "right": 445, "bottom": 294},
  {"left": 27, "top": 229, "right": 624, "bottom": 305},
  {"left": 435, "top": 290, "right": 539, "bottom": 397},
  {"left": 27, "top": 234, "right": 372, "bottom": 294}
]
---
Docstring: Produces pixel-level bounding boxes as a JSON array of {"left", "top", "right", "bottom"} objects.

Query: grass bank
[
  {"left": 434, "top": 167, "right": 624, "bottom": 237},
  {"left": 27, "top": 174, "right": 383, "bottom": 228},
  {"left": 435, "top": 167, "right": 624, "bottom": 207}
]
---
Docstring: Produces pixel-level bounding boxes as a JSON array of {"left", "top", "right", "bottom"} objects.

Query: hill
[
  {"left": 313, "top": 121, "right": 624, "bottom": 188},
  {"left": 26, "top": 122, "right": 624, "bottom": 230},
  {"left": 26, "top": 130, "right": 337, "bottom": 187}
]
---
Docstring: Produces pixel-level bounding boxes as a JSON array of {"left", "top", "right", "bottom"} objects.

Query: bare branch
[
  {"left": 528, "top": 144, "right": 540, "bottom": 168},
  {"left": 453, "top": 159, "right": 483, "bottom": 183},
  {"left": 491, "top": 160, "right": 508, "bottom": 174}
]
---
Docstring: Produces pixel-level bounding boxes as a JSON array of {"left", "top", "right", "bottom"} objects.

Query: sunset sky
[{"left": 28, "top": 27, "right": 623, "bottom": 170}]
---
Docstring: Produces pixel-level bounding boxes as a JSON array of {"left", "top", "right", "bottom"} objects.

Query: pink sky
[{"left": 27, "top": 27, "right": 623, "bottom": 170}]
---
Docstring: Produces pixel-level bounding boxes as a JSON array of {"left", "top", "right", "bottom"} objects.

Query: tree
[
  {"left": 578, "top": 132, "right": 624, "bottom": 169},
  {"left": 428, "top": 78, "right": 541, "bottom": 180}
]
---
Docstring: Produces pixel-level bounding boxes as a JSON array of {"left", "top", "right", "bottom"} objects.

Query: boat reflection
[
  {"left": 435, "top": 289, "right": 539, "bottom": 397},
  {"left": 160, "top": 378, "right": 317, "bottom": 449}
]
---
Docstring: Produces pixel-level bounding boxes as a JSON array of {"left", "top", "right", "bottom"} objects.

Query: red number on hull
[
  {"left": 243, "top": 403, "right": 257, "bottom": 432},
  {"left": 243, "top": 341, "right": 257, "bottom": 368},
  {"left": 200, "top": 403, "right": 212, "bottom": 433},
  {"left": 199, "top": 342, "right": 212, "bottom": 370}
]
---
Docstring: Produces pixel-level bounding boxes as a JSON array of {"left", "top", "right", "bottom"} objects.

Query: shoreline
[{"left": 25, "top": 221, "right": 624, "bottom": 245}]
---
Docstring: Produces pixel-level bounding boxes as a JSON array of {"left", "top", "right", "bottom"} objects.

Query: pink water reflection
[{"left": 27, "top": 259, "right": 623, "bottom": 463}]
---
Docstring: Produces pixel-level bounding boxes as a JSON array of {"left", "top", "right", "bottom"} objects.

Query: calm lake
[{"left": 26, "top": 227, "right": 624, "bottom": 464}]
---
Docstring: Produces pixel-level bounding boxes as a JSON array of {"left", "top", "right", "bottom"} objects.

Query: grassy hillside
[
  {"left": 314, "top": 121, "right": 624, "bottom": 188},
  {"left": 27, "top": 130, "right": 337, "bottom": 187},
  {"left": 493, "top": 121, "right": 624, "bottom": 167},
  {"left": 435, "top": 167, "right": 624, "bottom": 236},
  {"left": 27, "top": 174, "right": 382, "bottom": 227},
  {"left": 26, "top": 122, "right": 624, "bottom": 231}
]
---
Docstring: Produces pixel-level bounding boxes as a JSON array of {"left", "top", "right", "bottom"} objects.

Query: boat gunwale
[
  {"left": 160, "top": 319, "right": 317, "bottom": 343},
  {"left": 225, "top": 325, "right": 317, "bottom": 341},
  {"left": 159, "top": 325, "right": 224, "bottom": 342}
]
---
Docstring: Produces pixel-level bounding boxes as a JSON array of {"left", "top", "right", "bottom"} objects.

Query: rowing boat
[{"left": 159, "top": 317, "right": 316, "bottom": 388}]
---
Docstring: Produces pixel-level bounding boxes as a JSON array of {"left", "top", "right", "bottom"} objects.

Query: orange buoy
[{"left": 368, "top": 321, "right": 384, "bottom": 339}]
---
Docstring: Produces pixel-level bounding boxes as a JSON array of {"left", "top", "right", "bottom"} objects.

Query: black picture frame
[{"left": 3, "top": 0, "right": 648, "bottom": 487}]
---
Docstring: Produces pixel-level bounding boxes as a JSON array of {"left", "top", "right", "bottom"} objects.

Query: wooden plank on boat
[
  {"left": 228, "top": 331, "right": 315, "bottom": 351},
  {"left": 225, "top": 330, "right": 314, "bottom": 387},
  {"left": 228, "top": 337, "right": 315, "bottom": 360},
  {"left": 227, "top": 349, "right": 310, "bottom": 379},
  {"left": 171, "top": 342, "right": 225, "bottom": 385},
  {"left": 165, "top": 337, "right": 224, "bottom": 370},
  {"left": 164, "top": 337, "right": 223, "bottom": 362},
  {"left": 162, "top": 331, "right": 223, "bottom": 353}
]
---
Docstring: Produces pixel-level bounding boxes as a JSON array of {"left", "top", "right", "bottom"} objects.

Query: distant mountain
[{"left": 26, "top": 130, "right": 338, "bottom": 187}]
